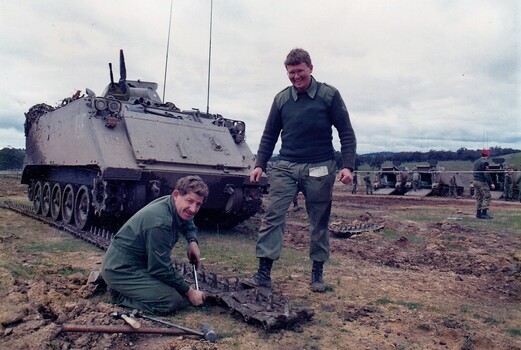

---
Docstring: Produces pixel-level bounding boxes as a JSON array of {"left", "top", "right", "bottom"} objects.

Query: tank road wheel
[
  {"left": 74, "top": 185, "right": 93, "bottom": 230},
  {"left": 225, "top": 188, "right": 243, "bottom": 214},
  {"left": 61, "top": 184, "right": 76, "bottom": 225},
  {"left": 50, "top": 183, "right": 62, "bottom": 221},
  {"left": 41, "top": 182, "right": 52, "bottom": 217},
  {"left": 33, "top": 181, "right": 43, "bottom": 214}
]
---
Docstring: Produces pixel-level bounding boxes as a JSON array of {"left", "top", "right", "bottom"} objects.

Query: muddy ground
[{"left": 0, "top": 174, "right": 520, "bottom": 350}]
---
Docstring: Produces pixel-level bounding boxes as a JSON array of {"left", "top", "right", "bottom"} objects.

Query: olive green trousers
[
  {"left": 474, "top": 180, "right": 492, "bottom": 211},
  {"left": 255, "top": 159, "right": 336, "bottom": 262},
  {"left": 102, "top": 245, "right": 188, "bottom": 315}
]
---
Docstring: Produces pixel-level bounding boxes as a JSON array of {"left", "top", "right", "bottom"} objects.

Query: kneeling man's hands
[
  {"left": 187, "top": 242, "right": 201, "bottom": 268},
  {"left": 186, "top": 287, "right": 205, "bottom": 306}
]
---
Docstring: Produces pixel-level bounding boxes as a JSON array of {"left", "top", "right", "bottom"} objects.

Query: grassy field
[{"left": 1, "top": 165, "right": 520, "bottom": 349}]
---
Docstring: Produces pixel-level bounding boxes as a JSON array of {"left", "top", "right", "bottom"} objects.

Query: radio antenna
[
  {"left": 162, "top": 0, "right": 174, "bottom": 102},
  {"left": 206, "top": 0, "right": 213, "bottom": 114}
]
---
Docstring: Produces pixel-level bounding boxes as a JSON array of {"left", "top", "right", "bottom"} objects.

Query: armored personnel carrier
[
  {"left": 404, "top": 161, "right": 465, "bottom": 197},
  {"left": 431, "top": 171, "right": 465, "bottom": 197},
  {"left": 404, "top": 161, "right": 439, "bottom": 197},
  {"left": 373, "top": 161, "right": 409, "bottom": 195},
  {"left": 22, "top": 50, "right": 268, "bottom": 230}
]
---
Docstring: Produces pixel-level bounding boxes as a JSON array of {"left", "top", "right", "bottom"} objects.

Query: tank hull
[{"left": 23, "top": 53, "right": 267, "bottom": 230}]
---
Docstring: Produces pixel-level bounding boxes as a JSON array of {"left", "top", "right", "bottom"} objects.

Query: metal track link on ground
[
  {"left": 175, "top": 261, "right": 314, "bottom": 330},
  {"left": 329, "top": 221, "right": 385, "bottom": 238}
]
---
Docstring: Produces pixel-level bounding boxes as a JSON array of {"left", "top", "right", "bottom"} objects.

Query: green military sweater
[
  {"left": 473, "top": 157, "right": 493, "bottom": 185},
  {"left": 255, "top": 76, "right": 356, "bottom": 171},
  {"left": 103, "top": 195, "right": 198, "bottom": 294}
]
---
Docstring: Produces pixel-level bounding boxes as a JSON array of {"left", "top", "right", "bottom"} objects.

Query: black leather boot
[
  {"left": 310, "top": 260, "right": 326, "bottom": 292},
  {"left": 240, "top": 258, "right": 273, "bottom": 289},
  {"left": 481, "top": 209, "right": 493, "bottom": 219},
  {"left": 476, "top": 209, "right": 483, "bottom": 218}
]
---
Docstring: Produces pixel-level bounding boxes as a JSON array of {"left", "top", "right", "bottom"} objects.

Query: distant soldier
[
  {"left": 473, "top": 149, "right": 495, "bottom": 219},
  {"left": 503, "top": 167, "right": 514, "bottom": 201},
  {"left": 449, "top": 172, "right": 457, "bottom": 197},
  {"left": 381, "top": 175, "right": 388, "bottom": 187},
  {"left": 364, "top": 173, "right": 373, "bottom": 195},
  {"left": 516, "top": 172, "right": 521, "bottom": 203},
  {"left": 351, "top": 173, "right": 358, "bottom": 194},
  {"left": 412, "top": 171, "right": 420, "bottom": 191},
  {"left": 292, "top": 190, "right": 301, "bottom": 211}
]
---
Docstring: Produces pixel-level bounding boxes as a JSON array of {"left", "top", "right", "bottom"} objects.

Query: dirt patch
[{"left": 1, "top": 175, "right": 520, "bottom": 349}]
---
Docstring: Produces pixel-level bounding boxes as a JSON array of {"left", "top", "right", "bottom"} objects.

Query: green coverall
[{"left": 101, "top": 195, "right": 198, "bottom": 315}]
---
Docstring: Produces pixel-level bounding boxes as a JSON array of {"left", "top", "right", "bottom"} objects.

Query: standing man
[
  {"left": 473, "top": 150, "right": 495, "bottom": 219},
  {"left": 449, "top": 172, "right": 457, "bottom": 197},
  {"left": 412, "top": 171, "right": 421, "bottom": 191},
  {"left": 516, "top": 169, "right": 521, "bottom": 202},
  {"left": 292, "top": 190, "right": 301, "bottom": 211},
  {"left": 101, "top": 175, "right": 209, "bottom": 315},
  {"left": 364, "top": 173, "right": 373, "bottom": 195},
  {"left": 503, "top": 167, "right": 514, "bottom": 201},
  {"left": 351, "top": 172, "right": 358, "bottom": 194},
  {"left": 243, "top": 48, "right": 356, "bottom": 293}
]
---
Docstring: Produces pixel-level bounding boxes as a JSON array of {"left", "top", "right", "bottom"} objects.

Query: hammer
[
  {"left": 111, "top": 311, "right": 141, "bottom": 329},
  {"left": 132, "top": 309, "right": 217, "bottom": 342}
]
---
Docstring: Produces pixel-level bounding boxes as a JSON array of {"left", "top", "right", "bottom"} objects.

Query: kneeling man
[{"left": 102, "top": 175, "right": 208, "bottom": 315}]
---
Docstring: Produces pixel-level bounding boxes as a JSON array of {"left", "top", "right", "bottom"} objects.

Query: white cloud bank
[{"left": 0, "top": 0, "right": 519, "bottom": 154}]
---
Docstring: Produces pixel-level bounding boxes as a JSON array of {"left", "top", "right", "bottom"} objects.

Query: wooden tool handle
[{"left": 121, "top": 314, "right": 141, "bottom": 329}]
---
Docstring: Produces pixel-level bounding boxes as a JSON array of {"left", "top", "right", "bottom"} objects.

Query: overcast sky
[{"left": 1, "top": 0, "right": 519, "bottom": 155}]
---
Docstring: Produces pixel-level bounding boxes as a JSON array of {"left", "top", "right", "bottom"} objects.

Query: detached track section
[
  {"left": 0, "top": 200, "right": 111, "bottom": 250},
  {"left": 0, "top": 200, "right": 314, "bottom": 331}
]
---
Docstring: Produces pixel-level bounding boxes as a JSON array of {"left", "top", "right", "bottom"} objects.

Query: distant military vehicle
[
  {"left": 431, "top": 171, "right": 465, "bottom": 197},
  {"left": 488, "top": 158, "right": 507, "bottom": 199},
  {"left": 373, "top": 161, "right": 409, "bottom": 195},
  {"left": 373, "top": 161, "right": 467, "bottom": 198},
  {"left": 403, "top": 161, "right": 466, "bottom": 197},
  {"left": 22, "top": 50, "right": 268, "bottom": 230},
  {"left": 404, "top": 162, "right": 435, "bottom": 196}
]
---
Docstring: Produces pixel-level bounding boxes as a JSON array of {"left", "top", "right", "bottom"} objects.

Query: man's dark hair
[
  {"left": 175, "top": 175, "right": 209, "bottom": 200},
  {"left": 284, "top": 48, "right": 312, "bottom": 67}
]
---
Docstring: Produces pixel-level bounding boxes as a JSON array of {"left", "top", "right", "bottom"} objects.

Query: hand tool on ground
[
  {"left": 192, "top": 262, "right": 199, "bottom": 290},
  {"left": 61, "top": 323, "right": 192, "bottom": 336},
  {"left": 111, "top": 311, "right": 141, "bottom": 329},
  {"left": 131, "top": 309, "right": 217, "bottom": 342}
]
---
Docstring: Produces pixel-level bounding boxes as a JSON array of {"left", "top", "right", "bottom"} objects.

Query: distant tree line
[
  {"left": 352, "top": 146, "right": 520, "bottom": 170},
  {"left": 0, "top": 148, "right": 25, "bottom": 170},
  {"left": 3, "top": 146, "right": 520, "bottom": 172},
  {"left": 271, "top": 146, "right": 520, "bottom": 170}
]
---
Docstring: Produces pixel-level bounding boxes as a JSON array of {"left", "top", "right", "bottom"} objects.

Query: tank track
[
  {"left": 175, "top": 262, "right": 314, "bottom": 330},
  {"left": 0, "top": 200, "right": 314, "bottom": 330},
  {"left": 329, "top": 220, "right": 385, "bottom": 238}
]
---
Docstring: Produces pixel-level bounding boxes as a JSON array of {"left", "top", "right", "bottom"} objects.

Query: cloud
[{"left": 0, "top": 0, "right": 519, "bottom": 155}]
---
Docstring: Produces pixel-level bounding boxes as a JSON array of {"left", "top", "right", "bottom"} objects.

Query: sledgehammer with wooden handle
[
  {"left": 111, "top": 311, "right": 141, "bottom": 329},
  {"left": 131, "top": 309, "right": 217, "bottom": 342},
  {"left": 62, "top": 323, "right": 190, "bottom": 336}
]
